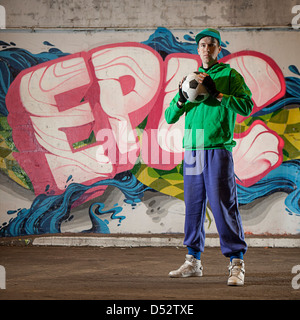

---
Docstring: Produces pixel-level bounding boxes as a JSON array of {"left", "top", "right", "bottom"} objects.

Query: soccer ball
[{"left": 182, "top": 72, "right": 209, "bottom": 103}]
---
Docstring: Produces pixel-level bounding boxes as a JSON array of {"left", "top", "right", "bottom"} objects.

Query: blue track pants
[{"left": 183, "top": 149, "right": 247, "bottom": 258}]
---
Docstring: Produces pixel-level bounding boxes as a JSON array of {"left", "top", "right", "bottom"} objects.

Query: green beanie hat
[{"left": 195, "top": 28, "right": 221, "bottom": 45}]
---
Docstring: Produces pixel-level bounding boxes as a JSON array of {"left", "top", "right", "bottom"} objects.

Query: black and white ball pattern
[{"left": 182, "top": 72, "right": 209, "bottom": 103}]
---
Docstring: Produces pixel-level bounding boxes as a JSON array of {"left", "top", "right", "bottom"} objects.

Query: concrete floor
[{"left": 0, "top": 245, "right": 299, "bottom": 300}]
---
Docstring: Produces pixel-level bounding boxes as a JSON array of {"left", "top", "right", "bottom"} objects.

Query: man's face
[{"left": 197, "top": 36, "right": 221, "bottom": 67}]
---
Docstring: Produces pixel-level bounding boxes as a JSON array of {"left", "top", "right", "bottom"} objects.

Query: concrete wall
[
  {"left": 0, "top": 0, "right": 299, "bottom": 237},
  {"left": 1, "top": 0, "right": 299, "bottom": 29}
]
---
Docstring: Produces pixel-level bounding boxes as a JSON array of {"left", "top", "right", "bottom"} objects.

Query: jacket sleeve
[
  {"left": 221, "top": 69, "right": 253, "bottom": 117},
  {"left": 165, "top": 92, "right": 185, "bottom": 124}
]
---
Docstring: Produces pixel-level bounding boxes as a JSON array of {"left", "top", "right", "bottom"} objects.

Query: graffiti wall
[{"left": 0, "top": 28, "right": 299, "bottom": 236}]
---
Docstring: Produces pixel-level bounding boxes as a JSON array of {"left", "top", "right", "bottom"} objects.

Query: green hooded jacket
[{"left": 165, "top": 62, "right": 253, "bottom": 151}]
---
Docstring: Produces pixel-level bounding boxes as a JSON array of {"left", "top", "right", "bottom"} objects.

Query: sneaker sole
[
  {"left": 227, "top": 280, "right": 244, "bottom": 286},
  {"left": 169, "top": 272, "right": 203, "bottom": 278}
]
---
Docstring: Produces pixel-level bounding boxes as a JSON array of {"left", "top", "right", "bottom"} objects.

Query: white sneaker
[
  {"left": 169, "top": 254, "right": 203, "bottom": 278},
  {"left": 227, "top": 259, "right": 245, "bottom": 286}
]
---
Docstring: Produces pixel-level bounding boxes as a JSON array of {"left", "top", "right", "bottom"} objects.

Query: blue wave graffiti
[
  {"left": 237, "top": 160, "right": 300, "bottom": 216},
  {"left": 0, "top": 172, "right": 151, "bottom": 237},
  {"left": 141, "top": 26, "right": 231, "bottom": 59}
]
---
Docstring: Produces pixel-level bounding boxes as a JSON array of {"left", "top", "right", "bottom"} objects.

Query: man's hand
[
  {"left": 177, "top": 76, "right": 187, "bottom": 108},
  {"left": 197, "top": 73, "right": 222, "bottom": 100}
]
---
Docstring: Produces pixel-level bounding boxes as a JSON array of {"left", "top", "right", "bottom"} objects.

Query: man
[{"left": 165, "top": 28, "right": 253, "bottom": 286}]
